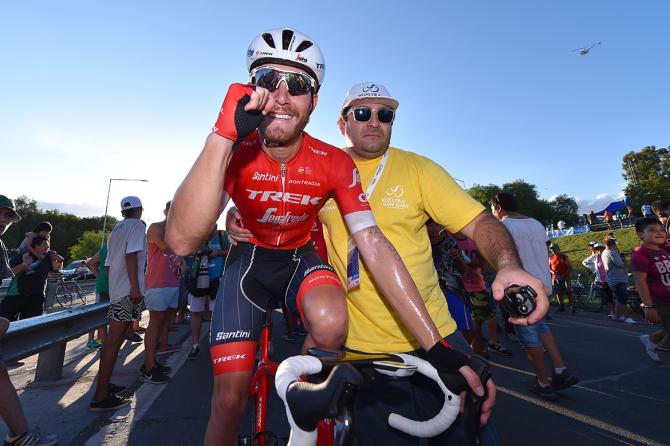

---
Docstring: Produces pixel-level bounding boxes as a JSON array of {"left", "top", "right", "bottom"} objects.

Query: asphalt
[{"left": 3, "top": 308, "right": 669, "bottom": 446}]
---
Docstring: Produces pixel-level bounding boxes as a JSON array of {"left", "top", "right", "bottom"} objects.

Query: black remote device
[{"left": 501, "top": 285, "right": 537, "bottom": 317}]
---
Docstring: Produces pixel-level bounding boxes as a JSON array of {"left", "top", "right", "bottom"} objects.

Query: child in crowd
[{"left": 631, "top": 218, "right": 670, "bottom": 361}]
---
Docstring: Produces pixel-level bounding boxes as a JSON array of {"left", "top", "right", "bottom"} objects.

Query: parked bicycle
[
  {"left": 571, "top": 273, "right": 606, "bottom": 312},
  {"left": 53, "top": 273, "right": 88, "bottom": 308}
]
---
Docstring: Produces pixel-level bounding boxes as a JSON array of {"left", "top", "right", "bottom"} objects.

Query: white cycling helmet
[{"left": 246, "top": 28, "right": 325, "bottom": 90}]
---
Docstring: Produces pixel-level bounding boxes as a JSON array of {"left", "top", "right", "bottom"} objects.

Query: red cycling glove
[{"left": 212, "top": 83, "right": 263, "bottom": 143}]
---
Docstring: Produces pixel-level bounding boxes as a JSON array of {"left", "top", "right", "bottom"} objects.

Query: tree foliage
[
  {"left": 69, "top": 230, "right": 104, "bottom": 260},
  {"left": 622, "top": 145, "right": 670, "bottom": 209},
  {"left": 467, "top": 184, "right": 500, "bottom": 208},
  {"left": 466, "top": 180, "right": 576, "bottom": 227},
  {"left": 548, "top": 194, "right": 579, "bottom": 226},
  {"left": 1, "top": 196, "right": 116, "bottom": 262}
]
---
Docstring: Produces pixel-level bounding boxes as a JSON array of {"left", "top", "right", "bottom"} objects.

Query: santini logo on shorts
[{"left": 215, "top": 329, "right": 251, "bottom": 341}]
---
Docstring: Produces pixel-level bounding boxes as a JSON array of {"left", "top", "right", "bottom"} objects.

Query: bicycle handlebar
[
  {"left": 275, "top": 354, "right": 460, "bottom": 446},
  {"left": 387, "top": 354, "right": 460, "bottom": 437},
  {"left": 275, "top": 356, "right": 322, "bottom": 446}
]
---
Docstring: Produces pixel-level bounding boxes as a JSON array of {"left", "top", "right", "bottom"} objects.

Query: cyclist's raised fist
[{"left": 213, "top": 83, "right": 273, "bottom": 143}]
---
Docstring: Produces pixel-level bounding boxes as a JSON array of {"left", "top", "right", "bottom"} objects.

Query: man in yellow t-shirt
[{"left": 320, "top": 82, "right": 548, "bottom": 444}]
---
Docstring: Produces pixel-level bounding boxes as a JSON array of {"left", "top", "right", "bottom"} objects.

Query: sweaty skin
[{"left": 352, "top": 226, "right": 442, "bottom": 349}]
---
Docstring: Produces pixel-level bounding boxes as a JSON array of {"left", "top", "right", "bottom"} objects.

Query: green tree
[
  {"left": 467, "top": 184, "right": 500, "bottom": 208},
  {"left": 69, "top": 230, "right": 104, "bottom": 260},
  {"left": 501, "top": 180, "right": 553, "bottom": 225},
  {"left": 548, "top": 194, "right": 579, "bottom": 226},
  {"left": 622, "top": 146, "right": 670, "bottom": 210},
  {"left": 0, "top": 196, "right": 116, "bottom": 262}
]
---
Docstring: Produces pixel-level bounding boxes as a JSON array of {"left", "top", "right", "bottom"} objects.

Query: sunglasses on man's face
[
  {"left": 250, "top": 67, "right": 315, "bottom": 96},
  {"left": 346, "top": 107, "right": 395, "bottom": 124}
]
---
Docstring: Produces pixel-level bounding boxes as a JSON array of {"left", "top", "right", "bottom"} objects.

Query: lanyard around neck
[{"left": 362, "top": 150, "right": 389, "bottom": 200}]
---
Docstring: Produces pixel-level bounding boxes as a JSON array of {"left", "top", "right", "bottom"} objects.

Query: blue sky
[{"left": 2, "top": 1, "right": 668, "bottom": 225}]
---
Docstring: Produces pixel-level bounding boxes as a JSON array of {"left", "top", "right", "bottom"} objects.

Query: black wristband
[{"left": 644, "top": 305, "right": 655, "bottom": 309}]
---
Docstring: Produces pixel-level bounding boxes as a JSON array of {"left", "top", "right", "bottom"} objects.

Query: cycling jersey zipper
[{"left": 275, "top": 164, "right": 287, "bottom": 246}]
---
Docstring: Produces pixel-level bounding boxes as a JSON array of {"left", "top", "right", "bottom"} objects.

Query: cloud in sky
[{"left": 577, "top": 193, "right": 624, "bottom": 215}]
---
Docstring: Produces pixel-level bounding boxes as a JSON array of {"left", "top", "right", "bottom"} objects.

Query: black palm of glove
[
  {"left": 426, "top": 339, "right": 492, "bottom": 395},
  {"left": 213, "top": 83, "right": 263, "bottom": 143}
]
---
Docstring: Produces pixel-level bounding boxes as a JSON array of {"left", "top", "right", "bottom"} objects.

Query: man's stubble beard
[
  {"left": 352, "top": 133, "right": 392, "bottom": 160},
  {"left": 259, "top": 112, "right": 310, "bottom": 147}
]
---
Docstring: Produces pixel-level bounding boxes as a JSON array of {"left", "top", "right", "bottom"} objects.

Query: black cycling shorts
[{"left": 209, "top": 241, "right": 341, "bottom": 375}]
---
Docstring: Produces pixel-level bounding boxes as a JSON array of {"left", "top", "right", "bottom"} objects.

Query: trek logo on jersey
[
  {"left": 212, "top": 354, "right": 248, "bottom": 364},
  {"left": 348, "top": 169, "right": 361, "bottom": 188},
  {"left": 245, "top": 190, "right": 322, "bottom": 206},
  {"left": 297, "top": 166, "right": 312, "bottom": 175},
  {"left": 257, "top": 208, "right": 309, "bottom": 225},
  {"left": 310, "top": 147, "right": 328, "bottom": 156},
  {"left": 215, "top": 330, "right": 251, "bottom": 341},
  {"left": 252, "top": 172, "right": 279, "bottom": 182}
]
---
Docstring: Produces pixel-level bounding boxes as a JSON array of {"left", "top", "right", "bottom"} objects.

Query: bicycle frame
[{"left": 246, "top": 312, "right": 279, "bottom": 445}]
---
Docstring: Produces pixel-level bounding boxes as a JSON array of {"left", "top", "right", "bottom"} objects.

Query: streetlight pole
[{"left": 100, "top": 178, "right": 149, "bottom": 249}]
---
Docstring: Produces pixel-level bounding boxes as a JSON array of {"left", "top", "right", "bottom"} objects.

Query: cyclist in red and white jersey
[{"left": 168, "top": 28, "right": 496, "bottom": 446}]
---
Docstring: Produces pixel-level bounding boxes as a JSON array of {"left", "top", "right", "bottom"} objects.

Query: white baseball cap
[
  {"left": 593, "top": 242, "right": 605, "bottom": 248},
  {"left": 341, "top": 82, "right": 399, "bottom": 114},
  {"left": 120, "top": 196, "right": 142, "bottom": 210}
]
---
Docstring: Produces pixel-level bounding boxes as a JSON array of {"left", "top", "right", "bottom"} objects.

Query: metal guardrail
[{"left": 1, "top": 302, "right": 109, "bottom": 380}]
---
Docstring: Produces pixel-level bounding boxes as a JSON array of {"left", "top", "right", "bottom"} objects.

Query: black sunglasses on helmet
[{"left": 250, "top": 67, "right": 315, "bottom": 96}]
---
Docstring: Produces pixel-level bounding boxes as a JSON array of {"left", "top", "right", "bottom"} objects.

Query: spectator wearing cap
[
  {"left": 582, "top": 242, "right": 615, "bottom": 317},
  {"left": 90, "top": 196, "right": 147, "bottom": 411},
  {"left": 0, "top": 195, "right": 59, "bottom": 445},
  {"left": 548, "top": 243, "right": 576, "bottom": 314},
  {"left": 602, "top": 238, "right": 635, "bottom": 324},
  {"left": 0, "top": 195, "right": 20, "bottom": 281}
]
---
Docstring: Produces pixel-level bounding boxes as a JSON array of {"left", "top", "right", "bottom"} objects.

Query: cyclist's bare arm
[
  {"left": 458, "top": 211, "right": 549, "bottom": 325},
  {"left": 167, "top": 86, "right": 274, "bottom": 256},
  {"left": 352, "top": 225, "right": 442, "bottom": 350},
  {"left": 167, "top": 134, "right": 235, "bottom": 256},
  {"left": 350, "top": 226, "right": 497, "bottom": 424}
]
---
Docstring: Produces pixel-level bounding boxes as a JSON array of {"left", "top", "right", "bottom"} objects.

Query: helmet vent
[
  {"left": 262, "top": 33, "right": 276, "bottom": 48},
  {"left": 282, "top": 29, "right": 295, "bottom": 50},
  {"left": 295, "top": 41, "right": 313, "bottom": 52}
]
